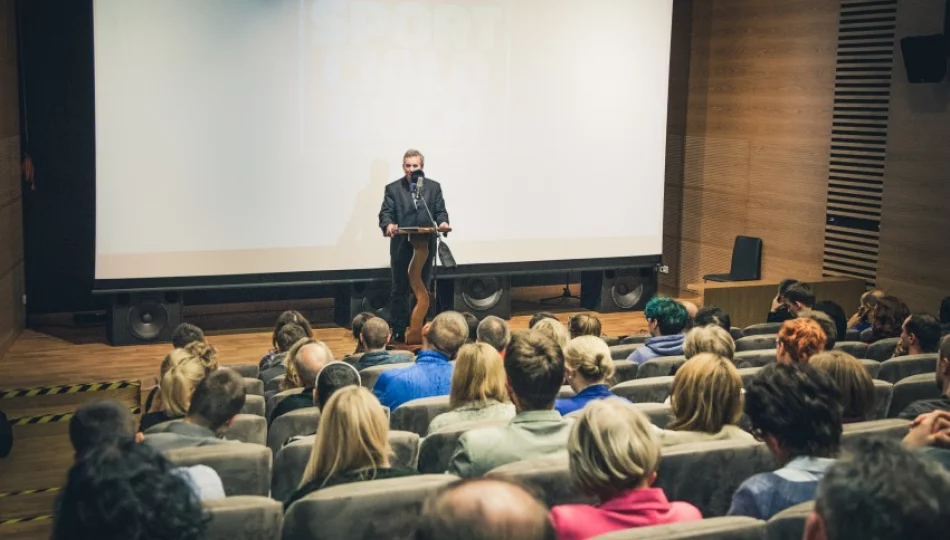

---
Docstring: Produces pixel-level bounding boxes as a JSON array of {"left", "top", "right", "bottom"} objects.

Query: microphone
[{"left": 411, "top": 169, "right": 425, "bottom": 196}]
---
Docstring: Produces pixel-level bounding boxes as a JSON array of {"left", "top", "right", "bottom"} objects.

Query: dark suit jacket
[{"left": 378, "top": 177, "right": 449, "bottom": 241}]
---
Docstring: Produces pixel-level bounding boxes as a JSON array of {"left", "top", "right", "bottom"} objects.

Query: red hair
[{"left": 778, "top": 318, "right": 827, "bottom": 364}]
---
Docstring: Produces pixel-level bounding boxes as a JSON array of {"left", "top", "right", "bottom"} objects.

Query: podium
[{"left": 395, "top": 226, "right": 452, "bottom": 345}]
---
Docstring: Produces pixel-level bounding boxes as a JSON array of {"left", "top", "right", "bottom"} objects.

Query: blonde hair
[
  {"left": 568, "top": 399, "right": 660, "bottom": 498},
  {"left": 282, "top": 338, "right": 333, "bottom": 391},
  {"left": 810, "top": 350, "right": 876, "bottom": 422},
  {"left": 532, "top": 317, "right": 570, "bottom": 350},
  {"left": 159, "top": 341, "right": 218, "bottom": 379},
  {"left": 449, "top": 343, "right": 509, "bottom": 409},
  {"left": 160, "top": 357, "right": 207, "bottom": 417},
  {"left": 568, "top": 314, "right": 602, "bottom": 339},
  {"left": 668, "top": 353, "right": 743, "bottom": 433},
  {"left": 300, "top": 386, "right": 391, "bottom": 488},
  {"left": 564, "top": 336, "right": 615, "bottom": 384},
  {"left": 684, "top": 325, "right": 736, "bottom": 361}
]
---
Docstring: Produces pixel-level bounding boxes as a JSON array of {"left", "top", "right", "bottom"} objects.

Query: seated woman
[
  {"left": 683, "top": 324, "right": 735, "bottom": 362},
  {"left": 568, "top": 313, "right": 602, "bottom": 339},
  {"left": 658, "top": 353, "right": 754, "bottom": 446},
  {"left": 556, "top": 336, "right": 624, "bottom": 416},
  {"left": 426, "top": 343, "right": 515, "bottom": 435},
  {"left": 284, "top": 386, "right": 417, "bottom": 508},
  {"left": 810, "top": 350, "right": 876, "bottom": 423},
  {"left": 864, "top": 295, "right": 910, "bottom": 343},
  {"left": 259, "top": 310, "right": 314, "bottom": 371},
  {"left": 550, "top": 399, "right": 702, "bottom": 540},
  {"left": 140, "top": 344, "right": 215, "bottom": 432},
  {"left": 776, "top": 318, "right": 827, "bottom": 365},
  {"left": 532, "top": 317, "right": 570, "bottom": 350}
]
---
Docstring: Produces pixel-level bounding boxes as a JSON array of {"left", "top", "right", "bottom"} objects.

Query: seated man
[
  {"left": 767, "top": 279, "right": 799, "bottom": 323},
  {"left": 350, "top": 311, "right": 377, "bottom": 355},
  {"left": 374, "top": 311, "right": 468, "bottom": 410},
  {"left": 898, "top": 335, "right": 950, "bottom": 419},
  {"left": 627, "top": 297, "right": 689, "bottom": 364},
  {"left": 447, "top": 330, "right": 571, "bottom": 477},
  {"left": 476, "top": 315, "right": 511, "bottom": 353},
  {"left": 270, "top": 341, "right": 334, "bottom": 423},
  {"left": 69, "top": 400, "right": 224, "bottom": 500},
  {"left": 781, "top": 282, "right": 815, "bottom": 316},
  {"left": 170, "top": 322, "right": 206, "bottom": 349},
  {"left": 259, "top": 323, "right": 310, "bottom": 384},
  {"left": 694, "top": 306, "right": 731, "bottom": 333},
  {"left": 315, "top": 362, "right": 362, "bottom": 410},
  {"left": 145, "top": 368, "right": 247, "bottom": 451},
  {"left": 355, "top": 317, "right": 401, "bottom": 371},
  {"left": 895, "top": 313, "right": 941, "bottom": 357}
]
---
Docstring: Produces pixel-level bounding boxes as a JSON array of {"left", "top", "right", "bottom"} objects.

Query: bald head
[
  {"left": 295, "top": 342, "right": 334, "bottom": 387},
  {"left": 416, "top": 478, "right": 554, "bottom": 540},
  {"left": 679, "top": 300, "right": 699, "bottom": 320}
]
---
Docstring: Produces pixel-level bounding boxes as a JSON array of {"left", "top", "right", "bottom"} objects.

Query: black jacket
[{"left": 378, "top": 177, "right": 449, "bottom": 234}]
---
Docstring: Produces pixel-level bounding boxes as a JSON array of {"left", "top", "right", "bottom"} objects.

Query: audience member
[
  {"left": 805, "top": 438, "right": 950, "bottom": 540},
  {"left": 314, "top": 362, "right": 361, "bottom": 410},
  {"left": 260, "top": 323, "right": 310, "bottom": 383},
  {"left": 728, "top": 363, "right": 842, "bottom": 520},
  {"left": 776, "top": 317, "right": 827, "bottom": 364},
  {"left": 659, "top": 353, "right": 753, "bottom": 446},
  {"left": 446, "top": 330, "right": 571, "bottom": 477},
  {"left": 809, "top": 350, "right": 875, "bottom": 423},
  {"left": 556, "top": 336, "right": 624, "bottom": 415},
  {"left": 903, "top": 409, "right": 950, "bottom": 472},
  {"left": 532, "top": 317, "right": 570, "bottom": 350},
  {"left": 145, "top": 368, "right": 247, "bottom": 451},
  {"left": 272, "top": 341, "right": 335, "bottom": 423},
  {"left": 898, "top": 335, "right": 950, "bottom": 419},
  {"left": 353, "top": 317, "right": 398, "bottom": 370},
  {"left": 52, "top": 441, "right": 208, "bottom": 540},
  {"left": 170, "top": 322, "right": 206, "bottom": 349},
  {"left": 476, "top": 315, "right": 511, "bottom": 353},
  {"left": 285, "top": 386, "right": 417, "bottom": 507},
  {"left": 813, "top": 301, "right": 847, "bottom": 345},
  {"left": 767, "top": 279, "right": 799, "bottom": 323},
  {"left": 140, "top": 355, "right": 207, "bottom": 432},
  {"left": 550, "top": 400, "right": 701, "bottom": 540},
  {"left": 350, "top": 311, "right": 377, "bottom": 354},
  {"left": 941, "top": 296, "right": 950, "bottom": 333},
  {"left": 463, "top": 312, "right": 480, "bottom": 344},
  {"left": 69, "top": 401, "right": 224, "bottom": 500},
  {"left": 694, "top": 306, "right": 731, "bottom": 333},
  {"left": 568, "top": 313, "right": 602, "bottom": 339},
  {"left": 374, "top": 311, "right": 468, "bottom": 410},
  {"left": 627, "top": 297, "right": 688, "bottom": 364},
  {"left": 865, "top": 295, "right": 910, "bottom": 343},
  {"left": 782, "top": 282, "right": 816, "bottom": 316},
  {"left": 259, "top": 310, "right": 313, "bottom": 372},
  {"left": 895, "top": 313, "right": 941, "bottom": 357},
  {"left": 799, "top": 309, "right": 838, "bottom": 350},
  {"left": 427, "top": 343, "right": 515, "bottom": 435},
  {"left": 678, "top": 300, "right": 699, "bottom": 330},
  {"left": 529, "top": 311, "right": 559, "bottom": 329},
  {"left": 416, "top": 477, "right": 555, "bottom": 540},
  {"left": 0, "top": 410, "right": 10, "bottom": 458},
  {"left": 847, "top": 289, "right": 885, "bottom": 332},
  {"left": 683, "top": 324, "right": 736, "bottom": 361}
]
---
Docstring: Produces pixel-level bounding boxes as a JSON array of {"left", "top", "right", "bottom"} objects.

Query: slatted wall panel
[{"left": 822, "top": 0, "right": 897, "bottom": 286}]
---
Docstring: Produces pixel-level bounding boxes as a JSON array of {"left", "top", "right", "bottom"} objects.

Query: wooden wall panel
[{"left": 0, "top": 0, "right": 23, "bottom": 359}]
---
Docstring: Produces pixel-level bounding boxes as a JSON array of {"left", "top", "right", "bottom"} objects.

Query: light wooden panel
[{"left": 0, "top": 0, "right": 21, "bottom": 362}]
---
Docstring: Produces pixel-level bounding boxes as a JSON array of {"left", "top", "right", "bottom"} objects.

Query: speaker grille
[
  {"left": 127, "top": 300, "right": 169, "bottom": 340},
  {"left": 460, "top": 277, "right": 504, "bottom": 312}
]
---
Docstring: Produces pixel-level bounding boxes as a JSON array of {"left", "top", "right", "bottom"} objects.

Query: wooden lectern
[{"left": 395, "top": 226, "right": 452, "bottom": 346}]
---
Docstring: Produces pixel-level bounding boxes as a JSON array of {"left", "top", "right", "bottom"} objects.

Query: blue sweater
[
  {"left": 373, "top": 349, "right": 454, "bottom": 410},
  {"left": 555, "top": 384, "right": 626, "bottom": 416},
  {"left": 728, "top": 456, "right": 835, "bottom": 520}
]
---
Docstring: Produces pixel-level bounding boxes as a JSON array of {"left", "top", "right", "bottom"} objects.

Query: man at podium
[{"left": 378, "top": 149, "right": 450, "bottom": 342}]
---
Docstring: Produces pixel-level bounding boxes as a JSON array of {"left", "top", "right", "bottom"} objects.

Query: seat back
[
  {"left": 868, "top": 380, "right": 893, "bottom": 421},
  {"left": 345, "top": 349, "right": 415, "bottom": 367},
  {"left": 264, "top": 374, "right": 285, "bottom": 398},
  {"left": 390, "top": 395, "right": 451, "bottom": 436},
  {"left": 360, "top": 363, "right": 411, "bottom": 391},
  {"left": 243, "top": 377, "right": 264, "bottom": 396},
  {"left": 610, "top": 343, "right": 643, "bottom": 361},
  {"left": 865, "top": 337, "right": 900, "bottom": 361},
  {"left": 589, "top": 517, "right": 765, "bottom": 540},
  {"left": 845, "top": 328, "right": 861, "bottom": 341},
  {"left": 888, "top": 372, "right": 941, "bottom": 418},
  {"left": 486, "top": 454, "right": 595, "bottom": 507},
  {"left": 765, "top": 501, "right": 813, "bottom": 540},
  {"left": 637, "top": 356, "right": 686, "bottom": 379},
  {"left": 730, "top": 328, "right": 745, "bottom": 341},
  {"left": 860, "top": 359, "right": 881, "bottom": 379},
  {"left": 728, "top": 235, "right": 763, "bottom": 280},
  {"left": 742, "top": 322, "right": 782, "bottom": 337},
  {"left": 834, "top": 341, "right": 868, "bottom": 359},
  {"left": 558, "top": 385, "right": 577, "bottom": 399},
  {"left": 735, "top": 335, "right": 777, "bottom": 352},
  {"left": 603, "top": 336, "right": 621, "bottom": 346},
  {"left": 635, "top": 402, "right": 674, "bottom": 429},
  {"left": 228, "top": 364, "right": 259, "bottom": 378},
  {"left": 266, "top": 388, "right": 304, "bottom": 421},
  {"left": 165, "top": 443, "right": 272, "bottom": 496},
  {"left": 842, "top": 418, "right": 909, "bottom": 442},
  {"left": 418, "top": 419, "right": 509, "bottom": 474},
  {"left": 620, "top": 334, "right": 649, "bottom": 345},
  {"left": 737, "top": 367, "right": 763, "bottom": 386},
  {"left": 283, "top": 475, "right": 457, "bottom": 540},
  {"left": 613, "top": 360, "right": 640, "bottom": 384},
  {"left": 611, "top": 376, "right": 675, "bottom": 403},
  {"left": 877, "top": 353, "right": 938, "bottom": 383},
  {"left": 223, "top": 414, "right": 266, "bottom": 446},
  {"left": 205, "top": 496, "right": 283, "bottom": 540},
  {"left": 267, "top": 407, "right": 320, "bottom": 455},
  {"left": 734, "top": 350, "right": 777, "bottom": 369},
  {"left": 654, "top": 439, "right": 776, "bottom": 517},
  {"left": 241, "top": 395, "right": 265, "bottom": 417}
]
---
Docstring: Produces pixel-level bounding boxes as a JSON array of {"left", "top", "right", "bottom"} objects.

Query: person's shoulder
[
  {"left": 549, "top": 503, "right": 600, "bottom": 536},
  {"left": 669, "top": 501, "right": 703, "bottom": 520}
]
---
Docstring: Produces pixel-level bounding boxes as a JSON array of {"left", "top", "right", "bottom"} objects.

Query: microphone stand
[{"left": 416, "top": 179, "right": 447, "bottom": 312}]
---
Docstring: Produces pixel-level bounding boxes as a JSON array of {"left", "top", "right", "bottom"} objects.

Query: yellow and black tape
[
  {"left": 0, "top": 486, "right": 60, "bottom": 499},
  {"left": 0, "top": 514, "right": 54, "bottom": 527},
  {"left": 10, "top": 407, "right": 142, "bottom": 426},
  {"left": 0, "top": 380, "right": 140, "bottom": 399}
]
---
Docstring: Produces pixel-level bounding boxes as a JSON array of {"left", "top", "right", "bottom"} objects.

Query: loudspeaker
[
  {"left": 901, "top": 34, "right": 948, "bottom": 83},
  {"left": 108, "top": 292, "right": 183, "bottom": 346},
  {"left": 333, "top": 281, "right": 391, "bottom": 327},
  {"left": 441, "top": 276, "right": 511, "bottom": 320},
  {"left": 580, "top": 268, "right": 657, "bottom": 313}
]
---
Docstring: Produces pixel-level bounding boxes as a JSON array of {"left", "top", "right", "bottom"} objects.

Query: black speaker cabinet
[
  {"left": 580, "top": 268, "right": 657, "bottom": 313},
  {"left": 441, "top": 276, "right": 511, "bottom": 320},
  {"left": 333, "top": 281, "right": 391, "bottom": 327},
  {"left": 108, "top": 292, "right": 183, "bottom": 346},
  {"left": 901, "top": 34, "right": 948, "bottom": 83}
]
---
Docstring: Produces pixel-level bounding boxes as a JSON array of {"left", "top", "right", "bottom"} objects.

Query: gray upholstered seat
[
  {"left": 865, "top": 337, "right": 900, "bottom": 361},
  {"left": 730, "top": 328, "right": 745, "bottom": 341},
  {"left": 610, "top": 343, "right": 643, "bottom": 361},
  {"left": 734, "top": 350, "right": 777, "bottom": 369},
  {"left": 845, "top": 328, "right": 861, "bottom": 342},
  {"left": 360, "top": 363, "right": 411, "bottom": 391},
  {"left": 834, "top": 341, "right": 868, "bottom": 359},
  {"left": 390, "top": 395, "right": 451, "bottom": 436},
  {"left": 860, "top": 359, "right": 881, "bottom": 379},
  {"left": 272, "top": 430, "right": 421, "bottom": 503},
  {"left": 742, "top": 322, "right": 782, "bottom": 336},
  {"left": 486, "top": 454, "right": 595, "bottom": 507},
  {"left": 229, "top": 364, "right": 260, "bottom": 378},
  {"left": 603, "top": 336, "right": 621, "bottom": 346},
  {"left": 223, "top": 414, "right": 267, "bottom": 446},
  {"left": 868, "top": 380, "right": 893, "bottom": 421},
  {"left": 735, "top": 335, "right": 777, "bottom": 352},
  {"left": 205, "top": 496, "right": 283, "bottom": 540},
  {"left": 264, "top": 375, "right": 286, "bottom": 398},
  {"left": 888, "top": 372, "right": 941, "bottom": 418},
  {"left": 613, "top": 360, "right": 640, "bottom": 384},
  {"left": 282, "top": 475, "right": 457, "bottom": 540},
  {"left": 877, "top": 353, "right": 938, "bottom": 383},
  {"left": 165, "top": 443, "right": 272, "bottom": 496},
  {"left": 635, "top": 402, "right": 674, "bottom": 429},
  {"left": 243, "top": 377, "right": 264, "bottom": 396},
  {"left": 589, "top": 517, "right": 765, "bottom": 540},
  {"left": 241, "top": 395, "right": 266, "bottom": 417},
  {"left": 654, "top": 439, "right": 776, "bottom": 517},
  {"left": 267, "top": 407, "right": 320, "bottom": 455},
  {"left": 765, "top": 501, "right": 812, "bottom": 540},
  {"left": 417, "top": 419, "right": 509, "bottom": 474},
  {"left": 344, "top": 349, "right": 414, "bottom": 367},
  {"left": 558, "top": 385, "right": 577, "bottom": 399},
  {"left": 737, "top": 367, "right": 762, "bottom": 386},
  {"left": 637, "top": 356, "right": 686, "bottom": 379},
  {"left": 620, "top": 334, "right": 649, "bottom": 345},
  {"left": 611, "top": 376, "right": 675, "bottom": 403},
  {"left": 266, "top": 388, "right": 304, "bottom": 422},
  {"left": 841, "top": 418, "right": 909, "bottom": 442}
]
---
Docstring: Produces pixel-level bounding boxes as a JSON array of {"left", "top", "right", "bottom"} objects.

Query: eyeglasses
[{"left": 749, "top": 427, "right": 765, "bottom": 442}]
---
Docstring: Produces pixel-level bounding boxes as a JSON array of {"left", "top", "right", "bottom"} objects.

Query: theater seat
[
  {"left": 603, "top": 336, "right": 622, "bottom": 346},
  {"left": 865, "top": 337, "right": 900, "bottom": 361},
  {"left": 613, "top": 360, "right": 640, "bottom": 383},
  {"left": 390, "top": 395, "right": 452, "bottom": 436},
  {"left": 877, "top": 353, "right": 938, "bottom": 383},
  {"left": 734, "top": 350, "right": 777, "bottom": 369},
  {"left": 283, "top": 475, "right": 458, "bottom": 540},
  {"left": 765, "top": 501, "right": 813, "bottom": 540},
  {"left": 868, "top": 380, "right": 893, "bottom": 421},
  {"left": 222, "top": 414, "right": 267, "bottom": 446},
  {"left": 620, "top": 334, "right": 649, "bottom": 345},
  {"left": 566, "top": 402, "right": 673, "bottom": 429},
  {"left": 730, "top": 328, "right": 744, "bottom": 341},
  {"left": 611, "top": 376, "right": 675, "bottom": 403},
  {"left": 834, "top": 341, "right": 868, "bottom": 359},
  {"left": 242, "top": 377, "right": 264, "bottom": 397},
  {"left": 637, "top": 356, "right": 686, "bottom": 379},
  {"left": 241, "top": 395, "right": 265, "bottom": 417},
  {"left": 344, "top": 349, "right": 414, "bottom": 367},
  {"left": 558, "top": 385, "right": 577, "bottom": 399},
  {"left": 267, "top": 407, "right": 320, "bottom": 455},
  {"left": 735, "top": 335, "right": 777, "bottom": 352},
  {"left": 264, "top": 375, "right": 285, "bottom": 398},
  {"left": 204, "top": 496, "right": 282, "bottom": 540},
  {"left": 742, "top": 322, "right": 782, "bottom": 337},
  {"left": 737, "top": 367, "right": 762, "bottom": 386},
  {"left": 266, "top": 388, "right": 304, "bottom": 422},
  {"left": 360, "top": 363, "right": 410, "bottom": 391},
  {"left": 228, "top": 364, "right": 259, "bottom": 378},
  {"left": 845, "top": 328, "right": 861, "bottom": 341},
  {"left": 165, "top": 443, "right": 272, "bottom": 496},
  {"left": 860, "top": 359, "right": 881, "bottom": 379},
  {"left": 417, "top": 419, "right": 509, "bottom": 474},
  {"left": 589, "top": 517, "right": 765, "bottom": 540},
  {"left": 486, "top": 454, "right": 595, "bottom": 507},
  {"left": 610, "top": 344, "right": 644, "bottom": 361},
  {"left": 888, "top": 373, "right": 941, "bottom": 418},
  {"left": 841, "top": 418, "right": 909, "bottom": 442}
]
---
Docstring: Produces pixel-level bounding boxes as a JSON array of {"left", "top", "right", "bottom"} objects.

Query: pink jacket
[{"left": 550, "top": 488, "right": 702, "bottom": 540}]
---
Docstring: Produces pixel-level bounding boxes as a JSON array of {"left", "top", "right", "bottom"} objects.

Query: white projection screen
[{"left": 93, "top": 0, "right": 674, "bottom": 283}]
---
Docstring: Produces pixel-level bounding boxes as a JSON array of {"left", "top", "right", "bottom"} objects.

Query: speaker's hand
[{"left": 386, "top": 224, "right": 399, "bottom": 237}]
